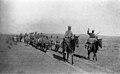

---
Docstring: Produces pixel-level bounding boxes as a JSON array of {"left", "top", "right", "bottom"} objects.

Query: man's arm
[
  {"left": 64, "top": 31, "right": 67, "bottom": 38},
  {"left": 71, "top": 31, "right": 73, "bottom": 37},
  {"left": 87, "top": 28, "right": 90, "bottom": 35}
]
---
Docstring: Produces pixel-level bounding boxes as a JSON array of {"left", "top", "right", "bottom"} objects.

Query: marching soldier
[{"left": 55, "top": 36, "right": 60, "bottom": 52}]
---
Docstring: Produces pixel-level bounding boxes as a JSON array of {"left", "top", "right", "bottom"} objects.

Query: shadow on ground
[
  {"left": 53, "top": 54, "right": 64, "bottom": 62},
  {"left": 74, "top": 54, "right": 88, "bottom": 60}
]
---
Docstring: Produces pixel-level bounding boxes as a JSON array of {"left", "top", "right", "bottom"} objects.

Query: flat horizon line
[{"left": 0, "top": 32, "right": 120, "bottom": 37}]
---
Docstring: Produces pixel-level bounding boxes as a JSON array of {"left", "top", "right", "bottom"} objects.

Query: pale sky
[{"left": 0, "top": 0, "right": 120, "bottom": 36}]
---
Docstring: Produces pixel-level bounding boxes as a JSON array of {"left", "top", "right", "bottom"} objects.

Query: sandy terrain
[{"left": 0, "top": 35, "right": 80, "bottom": 74}]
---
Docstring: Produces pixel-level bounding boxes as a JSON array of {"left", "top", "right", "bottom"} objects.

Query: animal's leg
[
  {"left": 41, "top": 44, "right": 43, "bottom": 49},
  {"left": 63, "top": 53, "right": 65, "bottom": 61},
  {"left": 50, "top": 46, "right": 52, "bottom": 50},
  {"left": 57, "top": 46, "right": 60, "bottom": 51},
  {"left": 39, "top": 44, "right": 41, "bottom": 49},
  {"left": 64, "top": 53, "right": 67, "bottom": 62},
  {"left": 95, "top": 53, "right": 97, "bottom": 61},
  {"left": 64, "top": 53, "right": 66, "bottom": 61},
  {"left": 55, "top": 45, "right": 58, "bottom": 52},
  {"left": 71, "top": 53, "right": 74, "bottom": 65},
  {"left": 93, "top": 53, "right": 94, "bottom": 61},
  {"left": 44, "top": 46, "right": 47, "bottom": 52},
  {"left": 88, "top": 50, "right": 90, "bottom": 59},
  {"left": 67, "top": 52, "right": 69, "bottom": 62},
  {"left": 93, "top": 53, "right": 97, "bottom": 61},
  {"left": 54, "top": 45, "right": 56, "bottom": 50},
  {"left": 56, "top": 46, "right": 59, "bottom": 52},
  {"left": 63, "top": 49, "right": 66, "bottom": 61},
  {"left": 50, "top": 45, "right": 52, "bottom": 50},
  {"left": 63, "top": 52, "right": 64, "bottom": 60}
]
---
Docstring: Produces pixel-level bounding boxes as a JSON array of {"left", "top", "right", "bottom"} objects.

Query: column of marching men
[
  {"left": 6, "top": 26, "right": 102, "bottom": 65},
  {"left": 10, "top": 32, "right": 61, "bottom": 52}
]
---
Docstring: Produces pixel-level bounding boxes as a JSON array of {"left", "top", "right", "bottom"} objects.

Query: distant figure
[
  {"left": 55, "top": 36, "right": 60, "bottom": 52},
  {"left": 19, "top": 33, "right": 22, "bottom": 42},
  {"left": 51, "top": 35, "right": 53, "bottom": 38},
  {"left": 46, "top": 36, "right": 49, "bottom": 40},
  {"left": 64, "top": 26, "right": 73, "bottom": 45},
  {"left": 40, "top": 32, "right": 43, "bottom": 37},
  {"left": 56, "top": 36, "right": 60, "bottom": 43}
]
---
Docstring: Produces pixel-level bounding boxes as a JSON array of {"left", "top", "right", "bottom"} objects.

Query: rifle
[{"left": 96, "top": 32, "right": 100, "bottom": 35}]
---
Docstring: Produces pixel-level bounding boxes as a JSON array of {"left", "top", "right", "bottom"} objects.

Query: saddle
[
  {"left": 87, "top": 38, "right": 97, "bottom": 44},
  {"left": 63, "top": 38, "right": 73, "bottom": 53},
  {"left": 86, "top": 38, "right": 97, "bottom": 50}
]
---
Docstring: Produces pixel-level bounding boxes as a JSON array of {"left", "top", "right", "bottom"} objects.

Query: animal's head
[
  {"left": 98, "top": 38, "right": 102, "bottom": 48},
  {"left": 74, "top": 35, "right": 80, "bottom": 47}
]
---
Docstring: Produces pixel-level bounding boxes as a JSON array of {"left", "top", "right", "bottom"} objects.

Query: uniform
[
  {"left": 64, "top": 30, "right": 73, "bottom": 38},
  {"left": 64, "top": 30, "right": 73, "bottom": 46},
  {"left": 87, "top": 29, "right": 97, "bottom": 44},
  {"left": 64, "top": 30, "right": 73, "bottom": 39}
]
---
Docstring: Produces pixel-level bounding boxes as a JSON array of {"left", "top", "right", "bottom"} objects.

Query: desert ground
[{"left": 0, "top": 34, "right": 120, "bottom": 74}]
